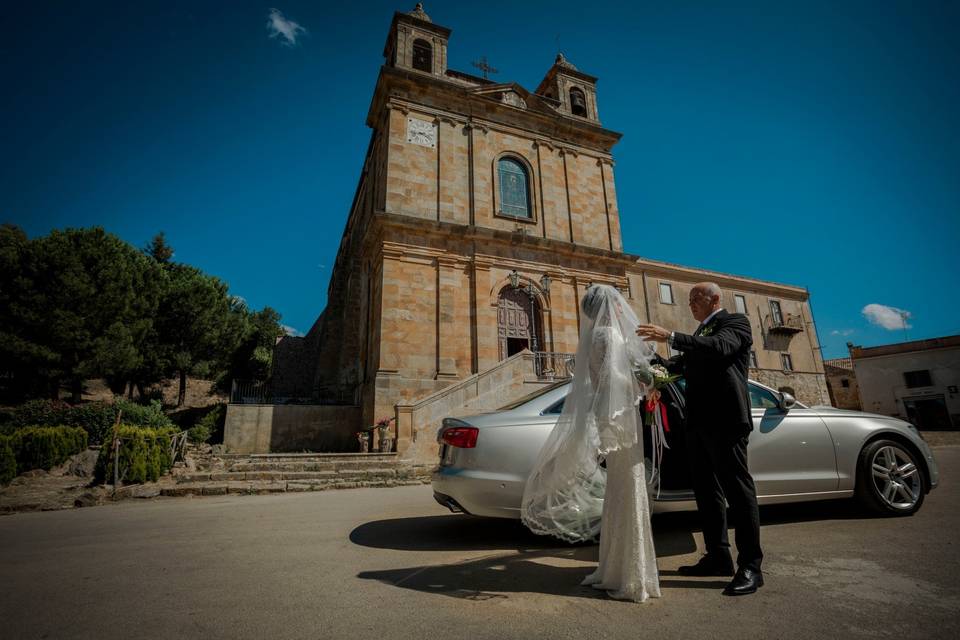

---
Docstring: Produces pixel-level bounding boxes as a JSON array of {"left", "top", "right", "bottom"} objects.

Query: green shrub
[
  {"left": 114, "top": 398, "right": 174, "bottom": 430},
  {"left": 0, "top": 436, "right": 15, "bottom": 484},
  {"left": 11, "top": 399, "right": 115, "bottom": 444},
  {"left": 11, "top": 398, "right": 174, "bottom": 445},
  {"left": 7, "top": 426, "right": 88, "bottom": 473},
  {"left": 94, "top": 426, "right": 177, "bottom": 485},
  {"left": 61, "top": 402, "right": 117, "bottom": 444},
  {"left": 188, "top": 404, "right": 225, "bottom": 444}
]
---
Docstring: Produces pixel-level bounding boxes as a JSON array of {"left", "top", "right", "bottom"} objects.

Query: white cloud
[
  {"left": 282, "top": 324, "right": 304, "bottom": 337},
  {"left": 862, "top": 304, "right": 912, "bottom": 330},
  {"left": 266, "top": 8, "right": 307, "bottom": 47},
  {"left": 830, "top": 329, "right": 855, "bottom": 337}
]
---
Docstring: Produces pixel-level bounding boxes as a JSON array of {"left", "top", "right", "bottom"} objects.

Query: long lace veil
[{"left": 520, "top": 285, "right": 655, "bottom": 543}]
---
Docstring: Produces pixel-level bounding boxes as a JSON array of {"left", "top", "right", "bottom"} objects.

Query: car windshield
[{"left": 498, "top": 380, "right": 570, "bottom": 410}]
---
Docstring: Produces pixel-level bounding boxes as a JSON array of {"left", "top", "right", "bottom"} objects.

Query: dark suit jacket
[{"left": 662, "top": 309, "right": 754, "bottom": 436}]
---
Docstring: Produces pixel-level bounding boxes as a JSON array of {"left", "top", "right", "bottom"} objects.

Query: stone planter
[
  {"left": 378, "top": 431, "right": 394, "bottom": 453},
  {"left": 357, "top": 432, "right": 370, "bottom": 453}
]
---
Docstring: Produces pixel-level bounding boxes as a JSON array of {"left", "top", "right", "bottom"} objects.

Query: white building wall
[{"left": 852, "top": 347, "right": 960, "bottom": 425}]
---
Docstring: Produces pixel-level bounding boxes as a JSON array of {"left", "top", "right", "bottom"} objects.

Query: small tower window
[
  {"left": 498, "top": 157, "right": 531, "bottom": 218},
  {"left": 569, "top": 87, "right": 587, "bottom": 117},
  {"left": 412, "top": 39, "right": 432, "bottom": 73}
]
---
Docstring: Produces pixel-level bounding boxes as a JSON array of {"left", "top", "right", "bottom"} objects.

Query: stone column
[
  {"left": 435, "top": 256, "right": 460, "bottom": 380},
  {"left": 473, "top": 257, "right": 498, "bottom": 372}
]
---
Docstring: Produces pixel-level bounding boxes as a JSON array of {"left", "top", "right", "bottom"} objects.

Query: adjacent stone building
[
  {"left": 262, "top": 4, "right": 829, "bottom": 461},
  {"left": 848, "top": 336, "right": 960, "bottom": 429},
  {"left": 823, "top": 357, "right": 862, "bottom": 410}
]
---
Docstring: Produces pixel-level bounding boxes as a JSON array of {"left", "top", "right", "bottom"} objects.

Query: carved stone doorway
[{"left": 497, "top": 287, "right": 542, "bottom": 360}]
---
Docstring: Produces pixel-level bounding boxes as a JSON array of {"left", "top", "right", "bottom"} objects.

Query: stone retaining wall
[{"left": 224, "top": 404, "right": 362, "bottom": 454}]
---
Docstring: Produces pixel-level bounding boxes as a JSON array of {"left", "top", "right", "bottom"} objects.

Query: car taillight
[{"left": 441, "top": 426, "right": 478, "bottom": 448}]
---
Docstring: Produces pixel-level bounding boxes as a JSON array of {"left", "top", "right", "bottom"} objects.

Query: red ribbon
[{"left": 645, "top": 389, "right": 670, "bottom": 433}]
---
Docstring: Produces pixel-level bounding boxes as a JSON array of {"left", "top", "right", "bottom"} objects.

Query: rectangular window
[
  {"left": 770, "top": 300, "right": 783, "bottom": 325},
  {"left": 749, "top": 350, "right": 758, "bottom": 368},
  {"left": 735, "top": 294, "right": 747, "bottom": 315},
  {"left": 904, "top": 370, "right": 933, "bottom": 388},
  {"left": 659, "top": 283, "right": 674, "bottom": 305},
  {"left": 781, "top": 353, "right": 793, "bottom": 371}
]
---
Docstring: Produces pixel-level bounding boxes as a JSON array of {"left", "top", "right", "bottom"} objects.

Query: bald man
[{"left": 637, "top": 282, "right": 763, "bottom": 596}]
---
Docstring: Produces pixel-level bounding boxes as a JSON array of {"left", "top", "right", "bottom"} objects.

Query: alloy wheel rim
[{"left": 870, "top": 445, "right": 921, "bottom": 509}]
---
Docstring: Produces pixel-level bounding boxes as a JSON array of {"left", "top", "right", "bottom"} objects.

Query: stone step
[
  {"left": 219, "top": 453, "right": 398, "bottom": 463},
  {"left": 161, "top": 477, "right": 430, "bottom": 497},
  {"left": 177, "top": 467, "right": 431, "bottom": 485},
  {"left": 225, "top": 460, "right": 406, "bottom": 473}
]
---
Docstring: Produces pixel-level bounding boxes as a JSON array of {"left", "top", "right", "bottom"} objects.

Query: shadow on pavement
[
  {"left": 350, "top": 513, "right": 698, "bottom": 556},
  {"left": 357, "top": 547, "right": 609, "bottom": 601}
]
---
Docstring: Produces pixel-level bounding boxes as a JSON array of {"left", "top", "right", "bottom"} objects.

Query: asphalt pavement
[{"left": 1, "top": 447, "right": 957, "bottom": 640}]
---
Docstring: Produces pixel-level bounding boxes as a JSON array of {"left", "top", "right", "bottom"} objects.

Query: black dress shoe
[
  {"left": 678, "top": 554, "right": 736, "bottom": 577},
  {"left": 723, "top": 568, "right": 764, "bottom": 596}
]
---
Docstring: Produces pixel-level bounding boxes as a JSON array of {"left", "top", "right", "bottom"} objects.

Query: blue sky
[{"left": 2, "top": 1, "right": 957, "bottom": 359}]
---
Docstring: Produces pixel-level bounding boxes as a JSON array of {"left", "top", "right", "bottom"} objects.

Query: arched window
[
  {"left": 412, "top": 39, "right": 432, "bottom": 73},
  {"left": 569, "top": 87, "right": 587, "bottom": 117},
  {"left": 498, "top": 156, "right": 531, "bottom": 218}
]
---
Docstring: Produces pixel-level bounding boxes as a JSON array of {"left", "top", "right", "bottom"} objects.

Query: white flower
[{"left": 651, "top": 364, "right": 669, "bottom": 378}]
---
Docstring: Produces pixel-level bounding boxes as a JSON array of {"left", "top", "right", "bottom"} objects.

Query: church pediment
[{"left": 467, "top": 83, "right": 558, "bottom": 115}]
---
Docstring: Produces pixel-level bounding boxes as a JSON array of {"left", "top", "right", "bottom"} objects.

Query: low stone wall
[
  {"left": 750, "top": 369, "right": 830, "bottom": 407},
  {"left": 224, "top": 404, "right": 361, "bottom": 454},
  {"left": 395, "top": 350, "right": 556, "bottom": 463}
]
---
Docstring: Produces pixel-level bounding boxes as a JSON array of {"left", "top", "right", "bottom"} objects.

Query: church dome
[
  {"left": 407, "top": 3, "right": 432, "bottom": 23},
  {"left": 555, "top": 53, "right": 578, "bottom": 71}
]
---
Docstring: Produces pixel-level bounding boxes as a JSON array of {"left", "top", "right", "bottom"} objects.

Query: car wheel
[{"left": 856, "top": 439, "right": 925, "bottom": 516}]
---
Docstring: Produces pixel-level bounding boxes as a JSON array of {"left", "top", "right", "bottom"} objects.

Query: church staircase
[{"left": 162, "top": 453, "right": 433, "bottom": 497}]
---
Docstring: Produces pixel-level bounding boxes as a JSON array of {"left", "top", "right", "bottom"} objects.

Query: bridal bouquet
[{"left": 634, "top": 364, "right": 679, "bottom": 493}]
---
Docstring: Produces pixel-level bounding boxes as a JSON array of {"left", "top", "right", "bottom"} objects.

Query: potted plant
[
  {"left": 374, "top": 416, "right": 395, "bottom": 453},
  {"left": 355, "top": 431, "right": 370, "bottom": 453}
]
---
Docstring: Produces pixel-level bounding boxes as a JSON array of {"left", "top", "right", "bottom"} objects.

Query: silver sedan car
[{"left": 432, "top": 379, "right": 939, "bottom": 519}]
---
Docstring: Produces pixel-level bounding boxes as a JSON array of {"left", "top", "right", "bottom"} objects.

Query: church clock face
[{"left": 406, "top": 117, "right": 436, "bottom": 148}]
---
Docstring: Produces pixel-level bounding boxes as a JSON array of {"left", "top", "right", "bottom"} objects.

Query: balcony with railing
[{"left": 766, "top": 313, "right": 805, "bottom": 335}]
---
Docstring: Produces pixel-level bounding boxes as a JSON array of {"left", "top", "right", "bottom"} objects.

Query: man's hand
[{"left": 636, "top": 324, "right": 671, "bottom": 343}]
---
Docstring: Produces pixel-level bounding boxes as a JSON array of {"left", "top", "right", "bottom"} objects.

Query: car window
[
  {"left": 749, "top": 383, "right": 779, "bottom": 409},
  {"left": 543, "top": 399, "right": 565, "bottom": 415}
]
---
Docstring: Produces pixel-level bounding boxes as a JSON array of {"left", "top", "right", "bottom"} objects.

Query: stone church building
[{"left": 257, "top": 4, "right": 829, "bottom": 462}]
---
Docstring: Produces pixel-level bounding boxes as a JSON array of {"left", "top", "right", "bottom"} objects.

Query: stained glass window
[{"left": 498, "top": 157, "right": 531, "bottom": 218}]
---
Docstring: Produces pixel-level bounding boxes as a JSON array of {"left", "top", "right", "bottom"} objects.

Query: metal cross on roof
[{"left": 471, "top": 56, "right": 499, "bottom": 80}]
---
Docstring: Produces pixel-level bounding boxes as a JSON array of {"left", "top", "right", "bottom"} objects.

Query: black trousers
[{"left": 686, "top": 427, "right": 763, "bottom": 571}]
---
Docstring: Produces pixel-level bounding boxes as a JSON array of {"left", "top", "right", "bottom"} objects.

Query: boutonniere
[{"left": 701, "top": 325, "right": 715, "bottom": 337}]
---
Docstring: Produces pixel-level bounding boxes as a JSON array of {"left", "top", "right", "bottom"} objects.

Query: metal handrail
[{"left": 533, "top": 352, "right": 575, "bottom": 379}]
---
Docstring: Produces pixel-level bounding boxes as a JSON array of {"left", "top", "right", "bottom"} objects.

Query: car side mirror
[{"left": 778, "top": 392, "right": 797, "bottom": 412}]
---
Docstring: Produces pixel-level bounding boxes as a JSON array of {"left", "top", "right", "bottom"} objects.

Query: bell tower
[
  {"left": 535, "top": 53, "right": 602, "bottom": 123},
  {"left": 382, "top": 4, "right": 451, "bottom": 78}
]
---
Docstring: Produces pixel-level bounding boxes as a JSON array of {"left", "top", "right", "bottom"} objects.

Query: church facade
[{"left": 270, "top": 4, "right": 829, "bottom": 457}]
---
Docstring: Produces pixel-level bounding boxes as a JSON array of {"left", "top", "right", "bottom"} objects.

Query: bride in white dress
[{"left": 520, "top": 284, "right": 661, "bottom": 603}]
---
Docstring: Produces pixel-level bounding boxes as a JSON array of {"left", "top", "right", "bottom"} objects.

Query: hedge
[
  {"left": 3, "top": 426, "right": 89, "bottom": 477},
  {"left": 94, "top": 426, "right": 178, "bottom": 485},
  {"left": 0, "top": 436, "right": 15, "bottom": 485},
  {"left": 10, "top": 398, "right": 174, "bottom": 445}
]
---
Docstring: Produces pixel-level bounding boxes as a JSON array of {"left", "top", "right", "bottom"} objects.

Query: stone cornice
[
  {"left": 375, "top": 211, "right": 632, "bottom": 266},
  {"left": 628, "top": 257, "right": 810, "bottom": 299}
]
